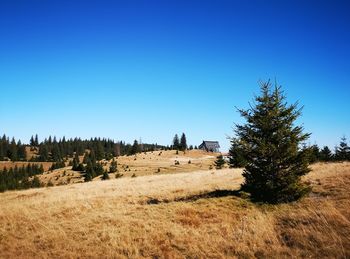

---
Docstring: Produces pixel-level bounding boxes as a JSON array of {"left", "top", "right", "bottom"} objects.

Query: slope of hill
[
  {"left": 37, "top": 149, "right": 220, "bottom": 186},
  {"left": 0, "top": 162, "right": 349, "bottom": 258}
]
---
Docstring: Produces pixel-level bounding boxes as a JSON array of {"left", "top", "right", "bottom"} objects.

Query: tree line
[
  {"left": 308, "top": 137, "right": 350, "bottom": 162},
  {"left": 0, "top": 135, "right": 26, "bottom": 161},
  {"left": 0, "top": 134, "right": 165, "bottom": 162},
  {"left": 0, "top": 164, "right": 43, "bottom": 192},
  {"left": 230, "top": 136, "right": 350, "bottom": 168}
]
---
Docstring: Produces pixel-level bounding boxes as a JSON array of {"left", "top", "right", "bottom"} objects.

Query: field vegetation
[{"left": 0, "top": 162, "right": 349, "bottom": 258}]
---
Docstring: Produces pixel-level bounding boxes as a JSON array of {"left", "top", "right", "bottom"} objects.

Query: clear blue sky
[{"left": 1, "top": 0, "right": 349, "bottom": 151}]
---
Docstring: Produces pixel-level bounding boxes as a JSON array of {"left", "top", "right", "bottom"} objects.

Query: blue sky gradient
[{"left": 1, "top": 0, "right": 349, "bottom": 151}]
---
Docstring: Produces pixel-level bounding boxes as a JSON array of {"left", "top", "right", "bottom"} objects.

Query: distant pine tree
[
  {"left": 102, "top": 170, "right": 110, "bottom": 180},
  {"left": 130, "top": 140, "right": 139, "bottom": 155},
  {"left": 35, "top": 134, "right": 39, "bottom": 146},
  {"left": 173, "top": 134, "right": 180, "bottom": 150},
  {"left": 214, "top": 155, "right": 225, "bottom": 169},
  {"left": 89, "top": 149, "right": 97, "bottom": 166},
  {"left": 84, "top": 160, "right": 95, "bottom": 182},
  {"left": 9, "top": 138, "right": 18, "bottom": 161},
  {"left": 335, "top": 136, "right": 350, "bottom": 161},
  {"left": 38, "top": 145, "right": 49, "bottom": 162},
  {"left": 51, "top": 143, "right": 62, "bottom": 162},
  {"left": 17, "top": 140, "right": 26, "bottom": 161},
  {"left": 76, "top": 163, "right": 85, "bottom": 171},
  {"left": 109, "top": 158, "right": 117, "bottom": 173},
  {"left": 309, "top": 144, "right": 321, "bottom": 163},
  {"left": 50, "top": 161, "right": 65, "bottom": 171},
  {"left": 180, "top": 133, "right": 187, "bottom": 151},
  {"left": 94, "top": 163, "right": 104, "bottom": 176},
  {"left": 31, "top": 176, "right": 41, "bottom": 188},
  {"left": 95, "top": 142, "right": 105, "bottom": 160},
  {"left": 83, "top": 151, "right": 90, "bottom": 164},
  {"left": 320, "top": 146, "right": 333, "bottom": 162},
  {"left": 72, "top": 153, "right": 80, "bottom": 171},
  {"left": 30, "top": 135, "right": 35, "bottom": 146}
]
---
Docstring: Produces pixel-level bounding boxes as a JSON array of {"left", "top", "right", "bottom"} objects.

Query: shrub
[{"left": 214, "top": 155, "right": 225, "bottom": 169}]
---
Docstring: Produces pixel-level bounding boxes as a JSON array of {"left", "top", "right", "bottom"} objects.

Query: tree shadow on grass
[{"left": 146, "top": 189, "right": 243, "bottom": 205}]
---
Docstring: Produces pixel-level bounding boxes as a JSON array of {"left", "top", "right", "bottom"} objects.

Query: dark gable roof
[{"left": 201, "top": 141, "right": 220, "bottom": 149}]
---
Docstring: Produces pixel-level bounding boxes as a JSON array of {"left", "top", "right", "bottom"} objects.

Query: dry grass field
[
  {"left": 0, "top": 162, "right": 349, "bottom": 258},
  {"left": 37, "top": 150, "right": 220, "bottom": 186}
]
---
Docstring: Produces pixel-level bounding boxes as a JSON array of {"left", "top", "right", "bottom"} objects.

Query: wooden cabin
[{"left": 198, "top": 141, "right": 220, "bottom": 152}]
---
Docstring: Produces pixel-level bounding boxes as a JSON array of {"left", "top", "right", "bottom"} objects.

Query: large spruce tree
[{"left": 230, "top": 81, "right": 311, "bottom": 203}]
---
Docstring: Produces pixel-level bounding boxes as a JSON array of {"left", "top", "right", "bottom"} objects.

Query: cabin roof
[{"left": 200, "top": 141, "right": 220, "bottom": 148}]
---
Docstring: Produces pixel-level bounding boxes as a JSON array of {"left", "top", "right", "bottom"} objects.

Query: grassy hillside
[
  {"left": 37, "top": 150, "right": 220, "bottom": 186},
  {"left": 0, "top": 162, "right": 349, "bottom": 258},
  {"left": 0, "top": 150, "right": 219, "bottom": 187}
]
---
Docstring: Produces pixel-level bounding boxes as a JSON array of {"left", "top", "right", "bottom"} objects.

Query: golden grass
[
  {"left": 1, "top": 162, "right": 350, "bottom": 258},
  {"left": 114, "top": 149, "right": 220, "bottom": 176},
  {"left": 38, "top": 150, "right": 220, "bottom": 186}
]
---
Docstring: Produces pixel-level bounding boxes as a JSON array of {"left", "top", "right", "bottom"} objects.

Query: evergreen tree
[
  {"left": 83, "top": 151, "right": 90, "bottom": 164},
  {"left": 95, "top": 142, "right": 105, "bottom": 160},
  {"left": 72, "top": 153, "right": 80, "bottom": 171},
  {"left": 320, "top": 146, "right": 333, "bottom": 162},
  {"left": 180, "top": 133, "right": 187, "bottom": 151},
  {"left": 173, "top": 134, "right": 180, "bottom": 150},
  {"left": 38, "top": 145, "right": 49, "bottom": 162},
  {"left": 214, "top": 155, "right": 225, "bottom": 169},
  {"left": 89, "top": 149, "right": 97, "bottom": 166},
  {"left": 17, "top": 140, "right": 26, "bottom": 160},
  {"left": 84, "top": 159, "right": 95, "bottom": 181},
  {"left": 130, "top": 140, "right": 139, "bottom": 155},
  {"left": 51, "top": 143, "right": 62, "bottom": 162},
  {"left": 94, "top": 162, "right": 104, "bottom": 176},
  {"left": 39, "top": 164, "right": 44, "bottom": 174},
  {"left": 335, "top": 136, "right": 350, "bottom": 161},
  {"left": 30, "top": 135, "right": 35, "bottom": 146},
  {"left": 8, "top": 138, "right": 18, "bottom": 161},
  {"left": 0, "top": 142, "right": 3, "bottom": 160},
  {"left": 102, "top": 170, "right": 110, "bottom": 180},
  {"left": 109, "top": 158, "right": 117, "bottom": 173},
  {"left": 309, "top": 144, "right": 321, "bottom": 163},
  {"left": 231, "top": 81, "right": 311, "bottom": 203},
  {"left": 35, "top": 134, "right": 39, "bottom": 146},
  {"left": 50, "top": 161, "right": 65, "bottom": 171},
  {"left": 31, "top": 176, "right": 41, "bottom": 188},
  {"left": 77, "top": 163, "right": 85, "bottom": 171}
]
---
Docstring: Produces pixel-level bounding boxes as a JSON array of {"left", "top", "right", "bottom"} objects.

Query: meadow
[{"left": 1, "top": 162, "right": 349, "bottom": 258}]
